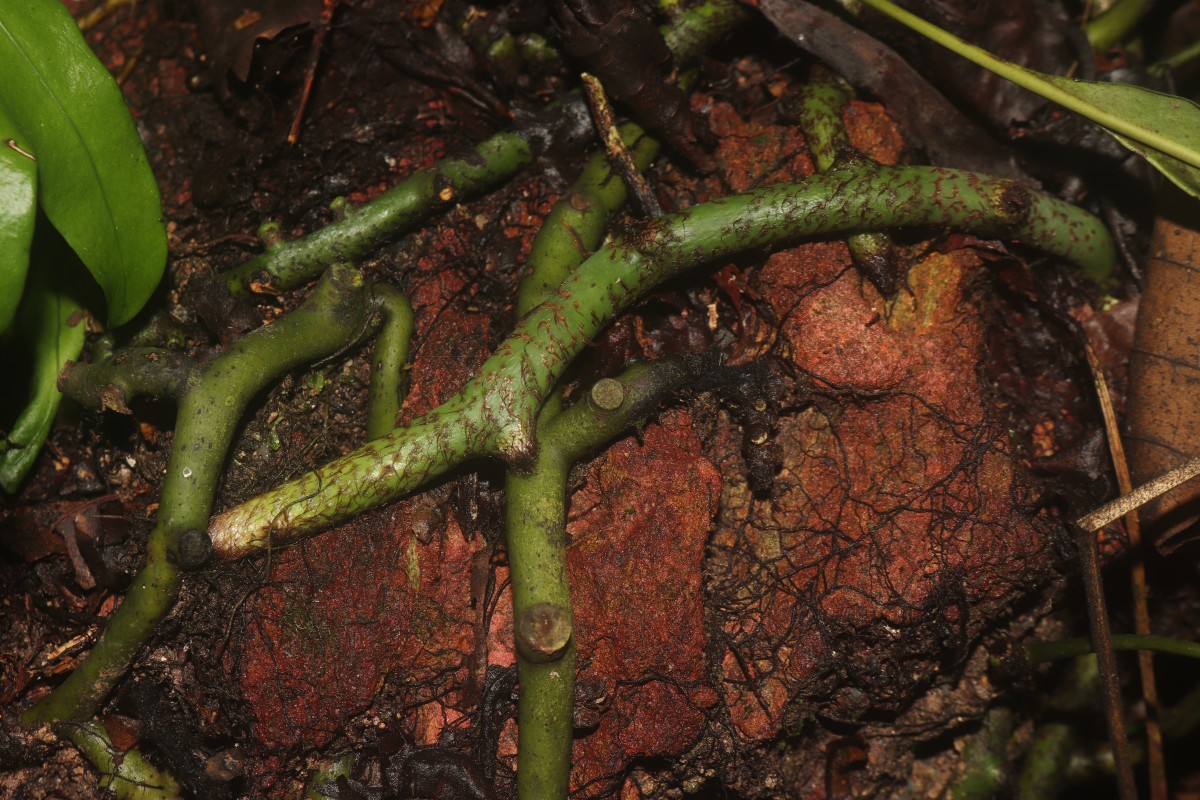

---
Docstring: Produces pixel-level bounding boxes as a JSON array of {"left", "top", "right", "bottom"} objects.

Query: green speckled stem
[
  {"left": 510, "top": 102, "right": 663, "bottom": 798},
  {"left": 209, "top": 165, "right": 1115, "bottom": 557},
  {"left": 795, "top": 69, "right": 900, "bottom": 292},
  {"left": 224, "top": 133, "right": 534, "bottom": 294},
  {"left": 662, "top": 0, "right": 749, "bottom": 65},
  {"left": 517, "top": 123, "right": 661, "bottom": 316},
  {"left": 1029, "top": 633, "right": 1200, "bottom": 663},
  {"left": 65, "top": 721, "right": 183, "bottom": 799},
  {"left": 508, "top": 356, "right": 711, "bottom": 800},
  {"left": 58, "top": 347, "right": 194, "bottom": 411},
  {"left": 25, "top": 265, "right": 372, "bottom": 725},
  {"left": 365, "top": 283, "right": 414, "bottom": 439},
  {"left": 796, "top": 73, "right": 855, "bottom": 173},
  {"left": 507, "top": 421, "right": 575, "bottom": 800}
]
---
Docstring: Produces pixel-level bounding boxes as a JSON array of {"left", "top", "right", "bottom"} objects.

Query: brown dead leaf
[
  {"left": 193, "top": 0, "right": 326, "bottom": 83},
  {"left": 1126, "top": 188, "right": 1200, "bottom": 552}
]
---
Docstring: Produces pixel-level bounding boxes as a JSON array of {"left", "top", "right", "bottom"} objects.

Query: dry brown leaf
[{"left": 1126, "top": 189, "right": 1200, "bottom": 552}]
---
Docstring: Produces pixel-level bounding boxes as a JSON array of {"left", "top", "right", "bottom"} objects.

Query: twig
[
  {"left": 1073, "top": 520, "right": 1139, "bottom": 800},
  {"left": 1085, "top": 343, "right": 1166, "bottom": 800},
  {"left": 581, "top": 72, "right": 663, "bottom": 217},
  {"left": 1076, "top": 454, "right": 1200, "bottom": 532},
  {"left": 287, "top": 1, "right": 335, "bottom": 145},
  {"left": 77, "top": 0, "right": 136, "bottom": 32}
]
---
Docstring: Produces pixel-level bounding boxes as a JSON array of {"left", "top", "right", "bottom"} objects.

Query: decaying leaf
[
  {"left": 1127, "top": 195, "right": 1200, "bottom": 552},
  {"left": 193, "top": 0, "right": 327, "bottom": 85}
]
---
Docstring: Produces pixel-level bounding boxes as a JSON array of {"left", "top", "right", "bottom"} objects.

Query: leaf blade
[
  {"left": 0, "top": 106, "right": 37, "bottom": 333},
  {"left": 0, "top": 0, "right": 166, "bottom": 325},
  {"left": 0, "top": 254, "right": 86, "bottom": 493},
  {"left": 858, "top": 0, "right": 1200, "bottom": 196},
  {"left": 1040, "top": 78, "right": 1200, "bottom": 196}
]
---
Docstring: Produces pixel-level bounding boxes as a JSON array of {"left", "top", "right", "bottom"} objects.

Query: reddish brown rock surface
[{"left": 566, "top": 412, "right": 721, "bottom": 793}]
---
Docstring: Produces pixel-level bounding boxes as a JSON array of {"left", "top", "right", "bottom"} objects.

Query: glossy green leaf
[
  {"left": 1058, "top": 82, "right": 1200, "bottom": 197},
  {"left": 859, "top": 0, "right": 1200, "bottom": 197},
  {"left": 0, "top": 105, "right": 36, "bottom": 333},
  {"left": 0, "top": 0, "right": 166, "bottom": 325},
  {"left": 0, "top": 250, "right": 86, "bottom": 493}
]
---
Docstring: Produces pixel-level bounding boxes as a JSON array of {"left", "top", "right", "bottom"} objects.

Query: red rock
[{"left": 565, "top": 411, "right": 721, "bottom": 792}]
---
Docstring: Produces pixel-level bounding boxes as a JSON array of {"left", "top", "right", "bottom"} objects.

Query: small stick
[
  {"left": 1077, "top": 454, "right": 1200, "bottom": 533},
  {"left": 1084, "top": 343, "right": 1166, "bottom": 800},
  {"left": 1074, "top": 519, "right": 1139, "bottom": 800},
  {"left": 77, "top": 0, "right": 136, "bottom": 32},
  {"left": 581, "top": 72, "right": 663, "bottom": 217},
  {"left": 288, "top": 0, "right": 336, "bottom": 145},
  {"left": 115, "top": 49, "right": 143, "bottom": 86}
]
